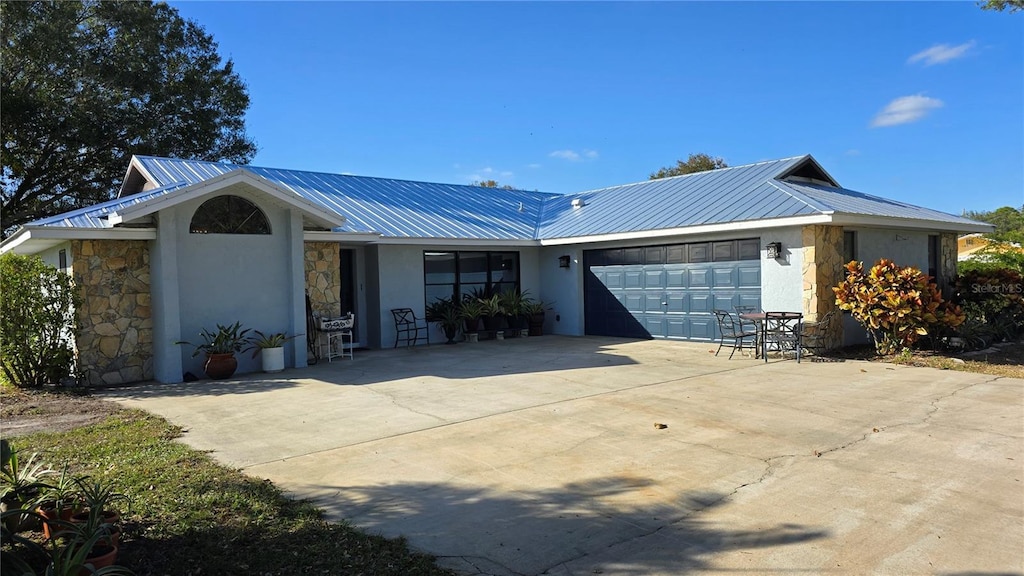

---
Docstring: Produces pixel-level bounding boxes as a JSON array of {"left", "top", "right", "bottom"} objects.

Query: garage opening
[{"left": 584, "top": 238, "right": 761, "bottom": 341}]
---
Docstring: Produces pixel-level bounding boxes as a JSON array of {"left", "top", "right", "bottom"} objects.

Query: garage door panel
[
  {"left": 665, "top": 292, "right": 686, "bottom": 313},
  {"left": 585, "top": 242, "right": 760, "bottom": 341},
  {"left": 624, "top": 270, "right": 643, "bottom": 289},
  {"left": 713, "top": 294, "right": 737, "bottom": 311},
  {"left": 644, "top": 294, "right": 664, "bottom": 313},
  {"left": 738, "top": 266, "right": 760, "bottom": 288},
  {"left": 690, "top": 293, "right": 713, "bottom": 313},
  {"left": 689, "top": 268, "right": 711, "bottom": 288},
  {"left": 689, "top": 317, "right": 716, "bottom": 339},
  {"left": 624, "top": 293, "right": 644, "bottom": 313},
  {"left": 666, "top": 269, "right": 686, "bottom": 289},
  {"left": 644, "top": 269, "right": 666, "bottom": 289},
  {"left": 665, "top": 317, "right": 687, "bottom": 338},
  {"left": 712, "top": 267, "right": 736, "bottom": 287}
]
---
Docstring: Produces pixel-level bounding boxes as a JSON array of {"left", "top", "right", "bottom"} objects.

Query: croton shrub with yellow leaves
[{"left": 833, "top": 259, "right": 965, "bottom": 356}]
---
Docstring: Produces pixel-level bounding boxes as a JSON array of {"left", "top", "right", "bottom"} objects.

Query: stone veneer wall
[
  {"left": 71, "top": 240, "right": 153, "bottom": 385},
  {"left": 304, "top": 242, "right": 341, "bottom": 318},
  {"left": 939, "top": 233, "right": 958, "bottom": 298},
  {"left": 801, "top": 225, "right": 845, "bottom": 350}
]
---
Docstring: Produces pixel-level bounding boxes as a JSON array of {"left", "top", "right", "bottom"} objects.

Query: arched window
[{"left": 189, "top": 195, "right": 271, "bottom": 234}]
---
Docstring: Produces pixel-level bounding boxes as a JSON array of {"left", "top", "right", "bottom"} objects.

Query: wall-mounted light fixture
[
  {"left": 766, "top": 242, "right": 782, "bottom": 259},
  {"left": 558, "top": 255, "right": 571, "bottom": 268}
]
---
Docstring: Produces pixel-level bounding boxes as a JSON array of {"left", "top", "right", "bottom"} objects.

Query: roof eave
[
  {"left": 0, "top": 226, "right": 158, "bottom": 255},
  {"left": 109, "top": 169, "right": 346, "bottom": 230},
  {"left": 830, "top": 214, "right": 995, "bottom": 234}
]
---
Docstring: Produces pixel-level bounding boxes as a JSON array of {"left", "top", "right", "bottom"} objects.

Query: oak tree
[{"left": 1, "top": 0, "right": 257, "bottom": 236}]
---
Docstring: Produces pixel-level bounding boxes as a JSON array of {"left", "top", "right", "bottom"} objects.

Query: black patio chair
[
  {"left": 801, "top": 308, "right": 839, "bottom": 357},
  {"left": 391, "top": 308, "right": 429, "bottom": 348},
  {"left": 763, "top": 312, "right": 803, "bottom": 363},
  {"left": 713, "top": 309, "right": 757, "bottom": 359}
]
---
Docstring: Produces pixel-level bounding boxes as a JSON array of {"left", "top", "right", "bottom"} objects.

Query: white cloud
[
  {"left": 527, "top": 163, "right": 542, "bottom": 169},
  {"left": 549, "top": 149, "right": 599, "bottom": 162},
  {"left": 549, "top": 149, "right": 580, "bottom": 161},
  {"left": 844, "top": 149, "right": 861, "bottom": 157},
  {"left": 907, "top": 41, "right": 975, "bottom": 66},
  {"left": 461, "top": 165, "right": 514, "bottom": 184},
  {"left": 870, "top": 95, "right": 944, "bottom": 128}
]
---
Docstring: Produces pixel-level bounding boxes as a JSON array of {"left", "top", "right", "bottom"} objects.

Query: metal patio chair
[
  {"left": 391, "top": 308, "right": 429, "bottom": 348},
  {"left": 800, "top": 308, "right": 839, "bottom": 358},
  {"left": 713, "top": 309, "right": 757, "bottom": 359},
  {"left": 762, "top": 312, "right": 803, "bottom": 363}
]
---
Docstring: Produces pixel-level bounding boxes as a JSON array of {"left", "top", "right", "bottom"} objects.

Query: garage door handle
[{"left": 661, "top": 301, "right": 668, "bottom": 306}]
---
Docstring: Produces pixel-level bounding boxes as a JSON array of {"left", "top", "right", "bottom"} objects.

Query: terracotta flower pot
[
  {"left": 204, "top": 353, "right": 238, "bottom": 379},
  {"left": 78, "top": 544, "right": 118, "bottom": 575},
  {"left": 71, "top": 510, "right": 122, "bottom": 547},
  {"left": 38, "top": 503, "right": 76, "bottom": 539}
]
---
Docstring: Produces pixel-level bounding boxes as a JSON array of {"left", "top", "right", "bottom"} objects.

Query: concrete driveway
[{"left": 104, "top": 336, "right": 1023, "bottom": 575}]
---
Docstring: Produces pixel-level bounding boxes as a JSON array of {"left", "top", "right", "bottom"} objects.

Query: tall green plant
[
  {"left": 0, "top": 253, "right": 78, "bottom": 388},
  {"left": 833, "top": 259, "right": 965, "bottom": 355}
]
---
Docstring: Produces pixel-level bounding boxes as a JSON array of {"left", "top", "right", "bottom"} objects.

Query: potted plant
[
  {"left": 1, "top": 439, "right": 54, "bottom": 533},
  {"left": 176, "top": 321, "right": 253, "bottom": 379},
  {"left": 68, "top": 477, "right": 129, "bottom": 549},
  {"left": 37, "top": 463, "right": 83, "bottom": 540},
  {"left": 459, "top": 297, "right": 486, "bottom": 342},
  {"left": 248, "top": 330, "right": 301, "bottom": 373},
  {"left": 480, "top": 294, "right": 504, "bottom": 338},
  {"left": 425, "top": 297, "right": 461, "bottom": 344},
  {"left": 498, "top": 290, "right": 528, "bottom": 337},
  {"left": 524, "top": 300, "right": 550, "bottom": 336}
]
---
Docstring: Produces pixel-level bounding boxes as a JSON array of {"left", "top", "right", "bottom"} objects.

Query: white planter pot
[
  {"left": 261, "top": 347, "right": 285, "bottom": 373},
  {"left": 466, "top": 332, "right": 479, "bottom": 343}
]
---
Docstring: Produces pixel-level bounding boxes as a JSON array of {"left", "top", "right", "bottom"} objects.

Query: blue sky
[{"left": 169, "top": 1, "right": 1023, "bottom": 214}]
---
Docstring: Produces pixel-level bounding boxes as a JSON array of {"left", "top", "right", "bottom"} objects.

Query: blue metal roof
[
  {"left": 132, "top": 156, "right": 558, "bottom": 240},
  {"left": 24, "top": 153, "right": 987, "bottom": 238},
  {"left": 535, "top": 157, "right": 819, "bottom": 239},
  {"left": 774, "top": 180, "right": 982, "bottom": 227},
  {"left": 25, "top": 181, "right": 189, "bottom": 228}
]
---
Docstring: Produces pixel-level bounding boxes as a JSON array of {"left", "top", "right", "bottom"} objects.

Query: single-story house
[{"left": 0, "top": 154, "right": 992, "bottom": 385}]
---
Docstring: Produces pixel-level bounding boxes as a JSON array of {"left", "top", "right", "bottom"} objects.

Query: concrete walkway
[{"left": 104, "top": 336, "right": 1024, "bottom": 575}]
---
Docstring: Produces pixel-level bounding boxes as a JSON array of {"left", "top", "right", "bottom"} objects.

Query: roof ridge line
[
  {"left": 142, "top": 156, "right": 559, "bottom": 198},
  {"left": 766, "top": 179, "right": 832, "bottom": 215}
]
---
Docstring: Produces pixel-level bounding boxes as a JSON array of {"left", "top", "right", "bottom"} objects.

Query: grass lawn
[{"left": 1, "top": 401, "right": 455, "bottom": 576}]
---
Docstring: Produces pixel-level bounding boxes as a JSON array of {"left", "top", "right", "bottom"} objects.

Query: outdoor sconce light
[
  {"left": 558, "top": 255, "right": 571, "bottom": 268},
  {"left": 766, "top": 242, "right": 782, "bottom": 259}
]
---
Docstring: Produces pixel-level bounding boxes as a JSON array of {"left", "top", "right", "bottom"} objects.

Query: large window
[
  {"left": 190, "top": 195, "right": 271, "bottom": 234},
  {"left": 424, "top": 251, "right": 520, "bottom": 304}
]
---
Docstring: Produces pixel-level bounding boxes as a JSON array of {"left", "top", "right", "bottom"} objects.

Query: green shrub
[
  {"left": 954, "top": 268, "right": 1024, "bottom": 342},
  {"left": 833, "top": 259, "right": 965, "bottom": 356},
  {"left": 0, "top": 253, "right": 78, "bottom": 388}
]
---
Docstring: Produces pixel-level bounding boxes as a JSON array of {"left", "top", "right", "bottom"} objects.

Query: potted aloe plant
[
  {"left": 459, "top": 297, "right": 486, "bottom": 342},
  {"left": 425, "top": 297, "right": 461, "bottom": 344},
  {"left": 176, "top": 321, "right": 253, "bottom": 379},
  {"left": 248, "top": 330, "right": 301, "bottom": 373}
]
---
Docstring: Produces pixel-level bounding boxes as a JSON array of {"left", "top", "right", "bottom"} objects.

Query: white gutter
[
  {"left": 0, "top": 227, "right": 157, "bottom": 255},
  {"left": 539, "top": 214, "right": 834, "bottom": 246}
]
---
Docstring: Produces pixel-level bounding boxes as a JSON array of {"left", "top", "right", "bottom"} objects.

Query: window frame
[
  {"left": 189, "top": 195, "right": 271, "bottom": 235},
  {"left": 423, "top": 250, "right": 521, "bottom": 305}
]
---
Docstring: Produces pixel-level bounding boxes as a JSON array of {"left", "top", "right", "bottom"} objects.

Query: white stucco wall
[
  {"left": 37, "top": 242, "right": 72, "bottom": 272},
  {"left": 153, "top": 186, "right": 305, "bottom": 381},
  {"left": 372, "top": 244, "right": 540, "bottom": 347},
  {"left": 538, "top": 246, "right": 585, "bottom": 336},
  {"left": 852, "top": 227, "right": 932, "bottom": 271},
  {"left": 759, "top": 226, "right": 804, "bottom": 313}
]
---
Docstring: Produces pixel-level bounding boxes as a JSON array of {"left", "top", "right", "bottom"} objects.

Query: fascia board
[
  {"left": 830, "top": 214, "right": 995, "bottom": 234},
  {"left": 303, "top": 231, "right": 383, "bottom": 243},
  {"left": 109, "top": 170, "right": 345, "bottom": 229},
  {"left": 538, "top": 215, "right": 834, "bottom": 246},
  {"left": 370, "top": 236, "right": 540, "bottom": 247},
  {"left": 0, "top": 227, "right": 157, "bottom": 255}
]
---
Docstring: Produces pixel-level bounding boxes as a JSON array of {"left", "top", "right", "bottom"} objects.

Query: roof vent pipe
[{"left": 571, "top": 198, "right": 585, "bottom": 209}]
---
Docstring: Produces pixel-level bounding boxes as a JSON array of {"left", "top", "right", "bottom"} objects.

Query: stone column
[
  {"left": 71, "top": 240, "right": 153, "bottom": 385},
  {"left": 801, "top": 225, "right": 844, "bottom": 350},
  {"left": 304, "top": 241, "right": 341, "bottom": 318},
  {"left": 939, "top": 233, "right": 958, "bottom": 298}
]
